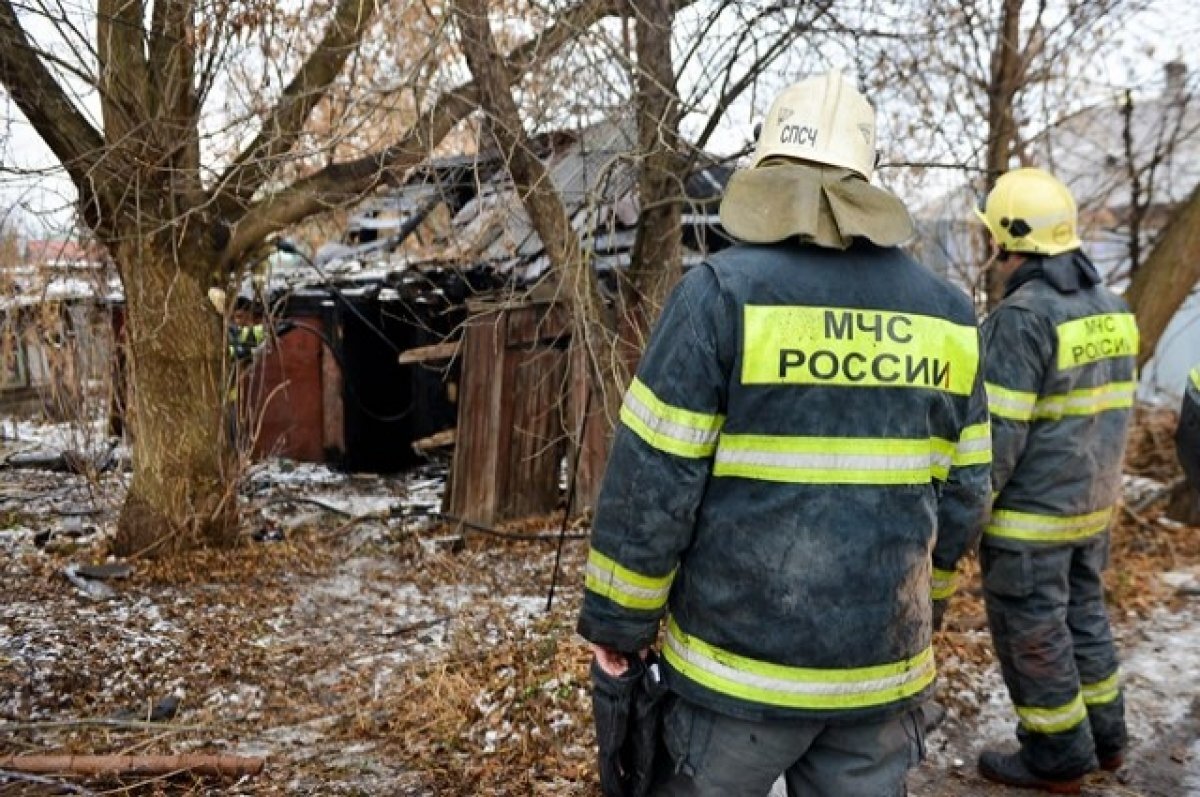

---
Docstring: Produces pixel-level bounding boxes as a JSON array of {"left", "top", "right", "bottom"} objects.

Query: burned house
[
  {"left": 0, "top": 240, "right": 119, "bottom": 419},
  {"left": 245, "top": 120, "right": 733, "bottom": 522}
]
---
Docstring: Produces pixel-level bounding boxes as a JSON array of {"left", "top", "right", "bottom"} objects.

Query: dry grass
[{"left": 3, "top": 411, "right": 1198, "bottom": 795}]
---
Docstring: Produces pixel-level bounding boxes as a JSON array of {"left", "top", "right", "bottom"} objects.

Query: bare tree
[
  {"left": 0, "top": 0, "right": 630, "bottom": 556},
  {"left": 878, "top": 0, "right": 1141, "bottom": 304},
  {"left": 1125, "top": 182, "right": 1200, "bottom": 368}
]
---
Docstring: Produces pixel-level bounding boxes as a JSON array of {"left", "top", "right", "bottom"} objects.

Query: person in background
[
  {"left": 208, "top": 287, "right": 292, "bottom": 449},
  {"left": 972, "top": 168, "right": 1137, "bottom": 793}
]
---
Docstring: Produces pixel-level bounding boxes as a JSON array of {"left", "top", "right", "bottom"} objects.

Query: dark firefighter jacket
[
  {"left": 1178, "top": 366, "right": 1200, "bottom": 491},
  {"left": 577, "top": 241, "right": 992, "bottom": 724},
  {"left": 982, "top": 252, "right": 1138, "bottom": 548}
]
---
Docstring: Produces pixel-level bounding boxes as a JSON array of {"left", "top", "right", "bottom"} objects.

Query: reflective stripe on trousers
[{"left": 986, "top": 506, "right": 1113, "bottom": 543}]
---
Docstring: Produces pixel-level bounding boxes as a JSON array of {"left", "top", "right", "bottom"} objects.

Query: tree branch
[
  {"left": 0, "top": 0, "right": 104, "bottom": 185},
  {"left": 97, "top": 0, "right": 151, "bottom": 146},
  {"left": 216, "top": 0, "right": 380, "bottom": 213},
  {"left": 222, "top": 0, "right": 628, "bottom": 266}
]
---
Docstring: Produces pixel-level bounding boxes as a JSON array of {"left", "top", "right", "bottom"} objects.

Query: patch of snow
[
  {"left": 246, "top": 460, "right": 348, "bottom": 487},
  {"left": 1123, "top": 474, "right": 1166, "bottom": 504}
]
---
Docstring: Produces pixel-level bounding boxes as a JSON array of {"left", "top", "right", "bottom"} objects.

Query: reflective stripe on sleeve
[
  {"left": 986, "top": 382, "right": 1037, "bottom": 422},
  {"left": 584, "top": 548, "right": 674, "bottom": 612},
  {"left": 1032, "top": 382, "right": 1135, "bottom": 420},
  {"left": 619, "top": 377, "right": 724, "bottom": 459},
  {"left": 952, "top": 422, "right": 992, "bottom": 467},
  {"left": 986, "top": 507, "right": 1113, "bottom": 543},
  {"left": 1016, "top": 694, "right": 1088, "bottom": 734},
  {"left": 931, "top": 567, "right": 957, "bottom": 600},
  {"left": 713, "top": 434, "right": 957, "bottom": 485},
  {"left": 663, "top": 617, "right": 937, "bottom": 710},
  {"left": 1082, "top": 671, "right": 1121, "bottom": 706}
]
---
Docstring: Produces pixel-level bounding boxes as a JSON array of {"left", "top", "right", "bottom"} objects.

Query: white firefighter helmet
[
  {"left": 750, "top": 71, "right": 877, "bottom": 180},
  {"left": 208, "top": 287, "right": 227, "bottom": 315}
]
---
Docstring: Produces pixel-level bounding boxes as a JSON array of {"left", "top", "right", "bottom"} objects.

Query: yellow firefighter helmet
[
  {"left": 975, "top": 167, "right": 1083, "bottom": 256},
  {"left": 750, "top": 71, "right": 877, "bottom": 180}
]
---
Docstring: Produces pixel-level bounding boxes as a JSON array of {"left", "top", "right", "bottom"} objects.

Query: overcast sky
[{"left": 1, "top": 0, "right": 1197, "bottom": 237}]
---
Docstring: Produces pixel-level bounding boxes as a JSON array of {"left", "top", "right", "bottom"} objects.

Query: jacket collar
[{"left": 1004, "top": 249, "right": 1102, "bottom": 297}]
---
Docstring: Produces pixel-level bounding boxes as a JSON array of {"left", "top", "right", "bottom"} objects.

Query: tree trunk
[
  {"left": 983, "top": 0, "right": 1024, "bottom": 308},
  {"left": 619, "top": 0, "right": 684, "bottom": 375},
  {"left": 453, "top": 0, "right": 620, "bottom": 414},
  {"left": 112, "top": 237, "right": 235, "bottom": 557},
  {"left": 1124, "top": 182, "right": 1200, "bottom": 368}
]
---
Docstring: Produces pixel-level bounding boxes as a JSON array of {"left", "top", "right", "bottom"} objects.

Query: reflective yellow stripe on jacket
[
  {"left": 1034, "top": 381, "right": 1136, "bottom": 419},
  {"left": 986, "top": 507, "right": 1113, "bottom": 543},
  {"left": 931, "top": 567, "right": 957, "bottom": 600},
  {"left": 714, "top": 428, "right": 990, "bottom": 485},
  {"left": 620, "top": 377, "right": 724, "bottom": 459},
  {"left": 663, "top": 617, "right": 936, "bottom": 710},
  {"left": 1190, "top": 367, "right": 1200, "bottom": 391},
  {"left": 986, "top": 381, "right": 1135, "bottom": 422},
  {"left": 985, "top": 382, "right": 1037, "bottom": 422},
  {"left": 1016, "top": 694, "right": 1088, "bottom": 734},
  {"left": 953, "top": 423, "right": 992, "bottom": 467},
  {"left": 584, "top": 548, "right": 674, "bottom": 611}
]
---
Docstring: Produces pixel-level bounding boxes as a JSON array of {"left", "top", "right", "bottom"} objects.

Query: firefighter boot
[{"left": 978, "top": 751, "right": 1083, "bottom": 794}]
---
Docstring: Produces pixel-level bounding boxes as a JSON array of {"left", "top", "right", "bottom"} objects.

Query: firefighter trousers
[
  {"left": 981, "top": 534, "right": 1127, "bottom": 779},
  {"left": 652, "top": 697, "right": 924, "bottom": 797}
]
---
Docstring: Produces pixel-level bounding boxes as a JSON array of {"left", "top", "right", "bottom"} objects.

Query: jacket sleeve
[
  {"left": 980, "top": 305, "right": 1055, "bottom": 498},
  {"left": 1178, "top": 368, "right": 1200, "bottom": 492},
  {"left": 577, "top": 265, "right": 733, "bottom": 653},
  {"left": 931, "top": 328, "right": 992, "bottom": 600}
]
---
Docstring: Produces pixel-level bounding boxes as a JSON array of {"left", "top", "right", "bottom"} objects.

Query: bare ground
[{"left": 1, "top": 457, "right": 1198, "bottom": 796}]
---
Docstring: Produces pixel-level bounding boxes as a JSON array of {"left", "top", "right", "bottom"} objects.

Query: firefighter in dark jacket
[
  {"left": 577, "top": 72, "right": 992, "bottom": 797},
  {"left": 973, "top": 168, "right": 1137, "bottom": 792},
  {"left": 1178, "top": 366, "right": 1200, "bottom": 492}
]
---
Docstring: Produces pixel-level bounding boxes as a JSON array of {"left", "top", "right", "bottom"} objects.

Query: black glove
[{"left": 932, "top": 598, "right": 948, "bottom": 632}]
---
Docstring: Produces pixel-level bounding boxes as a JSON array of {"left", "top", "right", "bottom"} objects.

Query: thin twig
[{"left": 0, "top": 768, "right": 97, "bottom": 795}]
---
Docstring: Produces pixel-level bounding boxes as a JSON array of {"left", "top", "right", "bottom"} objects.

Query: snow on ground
[
  {"left": 3, "top": 416, "right": 1199, "bottom": 795},
  {"left": 906, "top": 592, "right": 1200, "bottom": 796}
]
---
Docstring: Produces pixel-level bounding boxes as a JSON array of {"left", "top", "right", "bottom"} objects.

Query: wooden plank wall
[
  {"left": 567, "top": 339, "right": 612, "bottom": 516},
  {"left": 447, "top": 301, "right": 570, "bottom": 524}
]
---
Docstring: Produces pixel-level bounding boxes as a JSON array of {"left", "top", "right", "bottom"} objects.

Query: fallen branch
[
  {"left": 0, "top": 754, "right": 265, "bottom": 778},
  {"left": 0, "top": 718, "right": 209, "bottom": 733}
]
